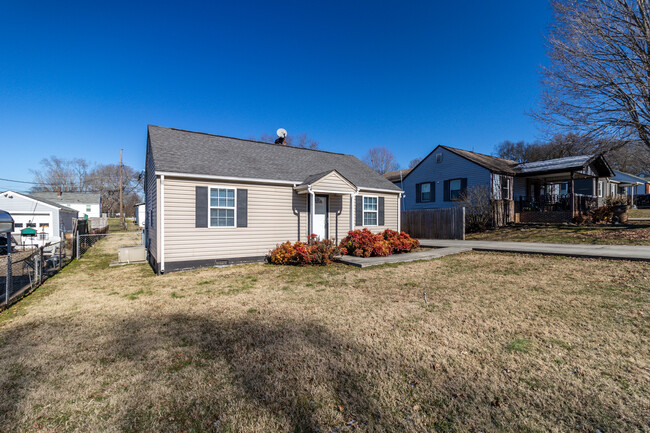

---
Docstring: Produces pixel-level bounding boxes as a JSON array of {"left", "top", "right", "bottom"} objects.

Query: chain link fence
[
  {"left": 76, "top": 232, "right": 110, "bottom": 259},
  {"left": 1, "top": 240, "right": 73, "bottom": 307}
]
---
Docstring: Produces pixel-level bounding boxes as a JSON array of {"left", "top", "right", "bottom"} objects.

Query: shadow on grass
[{"left": 0, "top": 313, "right": 389, "bottom": 432}]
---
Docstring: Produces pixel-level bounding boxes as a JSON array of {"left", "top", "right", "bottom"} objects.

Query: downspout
[
  {"left": 308, "top": 186, "right": 315, "bottom": 237},
  {"left": 160, "top": 174, "right": 165, "bottom": 274}
]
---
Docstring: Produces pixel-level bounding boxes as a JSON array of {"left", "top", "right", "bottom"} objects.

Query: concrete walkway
[
  {"left": 336, "top": 246, "right": 472, "bottom": 268},
  {"left": 420, "top": 239, "right": 650, "bottom": 262}
]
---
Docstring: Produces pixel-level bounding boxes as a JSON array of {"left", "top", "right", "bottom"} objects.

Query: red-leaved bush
[
  {"left": 268, "top": 235, "right": 338, "bottom": 265},
  {"left": 339, "top": 228, "right": 419, "bottom": 257},
  {"left": 382, "top": 229, "right": 420, "bottom": 254}
]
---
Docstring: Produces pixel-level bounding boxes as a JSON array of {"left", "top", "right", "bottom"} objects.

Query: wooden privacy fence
[{"left": 401, "top": 207, "right": 465, "bottom": 240}]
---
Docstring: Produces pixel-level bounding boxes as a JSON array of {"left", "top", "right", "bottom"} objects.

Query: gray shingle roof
[
  {"left": 440, "top": 146, "right": 519, "bottom": 175},
  {"left": 32, "top": 192, "right": 101, "bottom": 205},
  {"left": 515, "top": 155, "right": 594, "bottom": 174},
  {"left": 383, "top": 168, "right": 412, "bottom": 183},
  {"left": 148, "top": 125, "right": 401, "bottom": 192},
  {"left": 1, "top": 191, "right": 78, "bottom": 213}
]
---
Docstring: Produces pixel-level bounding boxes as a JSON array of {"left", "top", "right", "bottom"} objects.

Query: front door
[{"left": 313, "top": 195, "right": 328, "bottom": 240}]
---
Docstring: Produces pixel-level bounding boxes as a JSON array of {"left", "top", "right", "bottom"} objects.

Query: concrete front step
[{"left": 336, "top": 246, "right": 472, "bottom": 268}]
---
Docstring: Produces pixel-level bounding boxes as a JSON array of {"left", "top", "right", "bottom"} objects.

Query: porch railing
[{"left": 518, "top": 194, "right": 598, "bottom": 214}]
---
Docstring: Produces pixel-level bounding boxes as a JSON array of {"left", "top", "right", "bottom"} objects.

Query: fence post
[
  {"left": 39, "top": 247, "right": 44, "bottom": 285},
  {"left": 5, "top": 254, "right": 11, "bottom": 306},
  {"left": 461, "top": 207, "right": 466, "bottom": 240},
  {"left": 76, "top": 235, "right": 80, "bottom": 260}
]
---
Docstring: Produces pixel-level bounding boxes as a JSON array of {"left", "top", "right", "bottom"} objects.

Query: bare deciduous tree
[
  {"left": 457, "top": 185, "right": 493, "bottom": 233},
  {"left": 537, "top": 0, "right": 650, "bottom": 150},
  {"left": 408, "top": 157, "right": 423, "bottom": 169},
  {"left": 31, "top": 157, "right": 92, "bottom": 192},
  {"left": 363, "top": 147, "right": 399, "bottom": 174},
  {"left": 30, "top": 157, "right": 143, "bottom": 217},
  {"left": 496, "top": 133, "right": 650, "bottom": 175},
  {"left": 87, "top": 164, "right": 143, "bottom": 217},
  {"left": 256, "top": 132, "right": 319, "bottom": 149}
]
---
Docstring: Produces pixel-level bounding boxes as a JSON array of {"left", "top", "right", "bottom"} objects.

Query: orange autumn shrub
[{"left": 268, "top": 236, "right": 338, "bottom": 266}]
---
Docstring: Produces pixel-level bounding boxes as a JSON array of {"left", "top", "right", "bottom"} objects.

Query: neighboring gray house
[
  {"left": 31, "top": 191, "right": 102, "bottom": 218},
  {"left": 608, "top": 171, "right": 650, "bottom": 199},
  {"left": 145, "top": 125, "right": 403, "bottom": 274},
  {"left": 393, "top": 145, "right": 614, "bottom": 223},
  {"left": 0, "top": 191, "right": 78, "bottom": 247}
]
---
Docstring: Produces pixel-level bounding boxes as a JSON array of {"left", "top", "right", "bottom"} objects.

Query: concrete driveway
[{"left": 420, "top": 239, "right": 650, "bottom": 261}]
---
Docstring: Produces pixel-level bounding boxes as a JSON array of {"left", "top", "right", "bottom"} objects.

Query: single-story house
[
  {"left": 144, "top": 125, "right": 403, "bottom": 274},
  {"left": 135, "top": 202, "right": 145, "bottom": 228},
  {"left": 608, "top": 170, "right": 650, "bottom": 199},
  {"left": 0, "top": 191, "right": 78, "bottom": 248},
  {"left": 392, "top": 145, "right": 614, "bottom": 223},
  {"left": 31, "top": 191, "right": 102, "bottom": 219}
]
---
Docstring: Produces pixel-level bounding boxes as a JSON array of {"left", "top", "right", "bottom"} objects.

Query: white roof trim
[
  {"left": 156, "top": 171, "right": 402, "bottom": 193},
  {"left": 358, "top": 187, "right": 403, "bottom": 194},
  {"left": 156, "top": 171, "right": 299, "bottom": 185}
]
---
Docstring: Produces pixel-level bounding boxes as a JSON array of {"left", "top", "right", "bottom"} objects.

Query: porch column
[
  {"left": 309, "top": 190, "right": 315, "bottom": 236},
  {"left": 349, "top": 194, "right": 355, "bottom": 231},
  {"left": 569, "top": 171, "right": 575, "bottom": 217}
]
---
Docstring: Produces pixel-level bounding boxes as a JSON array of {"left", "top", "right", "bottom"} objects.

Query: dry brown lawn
[{"left": 0, "top": 233, "right": 648, "bottom": 432}]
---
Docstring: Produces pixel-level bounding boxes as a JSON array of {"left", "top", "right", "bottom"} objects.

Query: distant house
[
  {"left": 31, "top": 192, "right": 102, "bottom": 219},
  {"left": 135, "top": 202, "right": 145, "bottom": 228},
  {"left": 0, "top": 191, "right": 78, "bottom": 247},
  {"left": 608, "top": 170, "right": 650, "bottom": 198},
  {"left": 390, "top": 145, "right": 614, "bottom": 223},
  {"left": 145, "top": 125, "right": 402, "bottom": 274}
]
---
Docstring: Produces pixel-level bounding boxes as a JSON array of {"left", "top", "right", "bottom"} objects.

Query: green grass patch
[{"left": 507, "top": 338, "right": 533, "bottom": 353}]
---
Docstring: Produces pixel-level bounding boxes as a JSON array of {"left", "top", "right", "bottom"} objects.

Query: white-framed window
[
  {"left": 597, "top": 181, "right": 603, "bottom": 197},
  {"left": 449, "top": 179, "right": 463, "bottom": 201},
  {"left": 610, "top": 184, "right": 616, "bottom": 196},
  {"left": 209, "top": 188, "right": 236, "bottom": 227},
  {"left": 86, "top": 205, "right": 91, "bottom": 212},
  {"left": 419, "top": 182, "right": 433, "bottom": 202},
  {"left": 363, "top": 196, "right": 378, "bottom": 226}
]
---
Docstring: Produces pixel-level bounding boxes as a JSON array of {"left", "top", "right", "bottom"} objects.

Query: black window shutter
[
  {"left": 415, "top": 184, "right": 421, "bottom": 203},
  {"left": 195, "top": 186, "right": 208, "bottom": 228},
  {"left": 355, "top": 196, "right": 363, "bottom": 226},
  {"left": 443, "top": 180, "right": 450, "bottom": 202},
  {"left": 431, "top": 182, "right": 436, "bottom": 202},
  {"left": 461, "top": 178, "right": 468, "bottom": 197},
  {"left": 237, "top": 189, "right": 248, "bottom": 227},
  {"left": 378, "top": 197, "right": 385, "bottom": 226}
]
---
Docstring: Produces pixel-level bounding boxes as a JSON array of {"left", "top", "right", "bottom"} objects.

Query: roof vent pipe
[{"left": 275, "top": 128, "right": 288, "bottom": 145}]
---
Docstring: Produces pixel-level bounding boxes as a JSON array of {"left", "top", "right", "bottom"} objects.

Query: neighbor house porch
[{"left": 513, "top": 155, "right": 613, "bottom": 223}]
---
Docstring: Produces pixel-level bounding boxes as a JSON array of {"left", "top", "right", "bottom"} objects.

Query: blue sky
[{"left": 0, "top": 0, "right": 552, "bottom": 188}]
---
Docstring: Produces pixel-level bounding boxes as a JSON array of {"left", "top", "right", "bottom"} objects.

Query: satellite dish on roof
[{"left": 276, "top": 128, "right": 287, "bottom": 138}]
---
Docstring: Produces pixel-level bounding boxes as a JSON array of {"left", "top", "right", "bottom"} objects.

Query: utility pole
[{"left": 120, "top": 149, "right": 124, "bottom": 231}]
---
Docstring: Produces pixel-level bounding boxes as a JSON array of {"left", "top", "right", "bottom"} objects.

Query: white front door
[{"left": 313, "top": 195, "right": 328, "bottom": 240}]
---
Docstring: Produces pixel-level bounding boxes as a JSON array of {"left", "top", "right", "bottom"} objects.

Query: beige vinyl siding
[
  {"left": 163, "top": 177, "right": 307, "bottom": 262},
  {"left": 311, "top": 172, "right": 356, "bottom": 193},
  {"left": 355, "top": 192, "right": 399, "bottom": 233}
]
